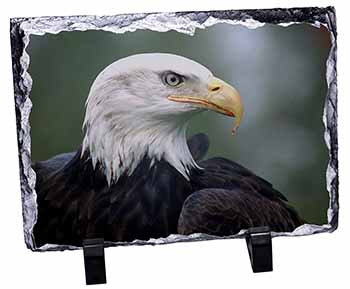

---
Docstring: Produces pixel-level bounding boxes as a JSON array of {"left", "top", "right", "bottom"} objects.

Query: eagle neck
[{"left": 82, "top": 113, "right": 199, "bottom": 185}]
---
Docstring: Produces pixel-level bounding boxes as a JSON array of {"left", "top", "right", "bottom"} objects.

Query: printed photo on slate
[{"left": 10, "top": 7, "right": 337, "bottom": 252}]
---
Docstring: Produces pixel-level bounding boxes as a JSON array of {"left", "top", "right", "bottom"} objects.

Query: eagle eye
[{"left": 163, "top": 72, "right": 184, "bottom": 87}]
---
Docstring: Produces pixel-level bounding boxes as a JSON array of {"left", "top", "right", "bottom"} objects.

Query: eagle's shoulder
[
  {"left": 191, "top": 156, "right": 288, "bottom": 202},
  {"left": 33, "top": 152, "right": 76, "bottom": 185}
]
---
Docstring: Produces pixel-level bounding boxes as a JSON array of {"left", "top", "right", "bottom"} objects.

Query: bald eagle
[{"left": 33, "top": 53, "right": 303, "bottom": 247}]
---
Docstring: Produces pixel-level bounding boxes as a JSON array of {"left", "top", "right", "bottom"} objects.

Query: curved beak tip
[{"left": 207, "top": 77, "right": 243, "bottom": 135}]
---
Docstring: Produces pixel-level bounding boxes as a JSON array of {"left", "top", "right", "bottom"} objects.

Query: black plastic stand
[
  {"left": 81, "top": 228, "right": 271, "bottom": 284},
  {"left": 245, "top": 226, "right": 273, "bottom": 273},
  {"left": 83, "top": 238, "right": 107, "bottom": 285}
]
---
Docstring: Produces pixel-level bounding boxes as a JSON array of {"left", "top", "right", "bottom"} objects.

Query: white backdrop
[{"left": 0, "top": 1, "right": 348, "bottom": 288}]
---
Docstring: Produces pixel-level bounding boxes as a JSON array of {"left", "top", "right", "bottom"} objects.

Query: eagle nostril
[{"left": 210, "top": 85, "right": 221, "bottom": 92}]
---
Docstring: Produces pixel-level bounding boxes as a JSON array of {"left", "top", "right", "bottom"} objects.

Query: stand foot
[
  {"left": 245, "top": 226, "right": 273, "bottom": 273},
  {"left": 83, "top": 238, "right": 107, "bottom": 285}
]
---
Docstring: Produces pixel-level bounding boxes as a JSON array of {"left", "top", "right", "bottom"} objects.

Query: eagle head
[{"left": 82, "top": 53, "right": 243, "bottom": 184}]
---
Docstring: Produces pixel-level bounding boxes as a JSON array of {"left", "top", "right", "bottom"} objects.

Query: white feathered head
[{"left": 82, "top": 53, "right": 243, "bottom": 184}]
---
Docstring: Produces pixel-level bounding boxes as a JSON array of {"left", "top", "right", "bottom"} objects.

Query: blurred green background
[{"left": 27, "top": 23, "right": 331, "bottom": 225}]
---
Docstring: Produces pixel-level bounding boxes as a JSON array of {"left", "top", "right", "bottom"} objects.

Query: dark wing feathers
[
  {"left": 33, "top": 150, "right": 193, "bottom": 246},
  {"left": 178, "top": 188, "right": 302, "bottom": 236},
  {"left": 32, "top": 133, "right": 304, "bottom": 246},
  {"left": 182, "top": 148, "right": 304, "bottom": 236}
]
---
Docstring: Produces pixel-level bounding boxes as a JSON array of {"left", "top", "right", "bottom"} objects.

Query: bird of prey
[{"left": 33, "top": 53, "right": 304, "bottom": 247}]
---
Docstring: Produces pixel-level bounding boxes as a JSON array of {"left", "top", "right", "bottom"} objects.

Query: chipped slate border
[{"left": 10, "top": 6, "right": 338, "bottom": 251}]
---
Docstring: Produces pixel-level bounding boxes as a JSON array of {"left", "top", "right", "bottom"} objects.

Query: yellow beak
[{"left": 167, "top": 77, "right": 243, "bottom": 134}]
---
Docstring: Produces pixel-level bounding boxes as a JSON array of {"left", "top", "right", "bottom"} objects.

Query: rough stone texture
[{"left": 10, "top": 6, "right": 338, "bottom": 251}]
